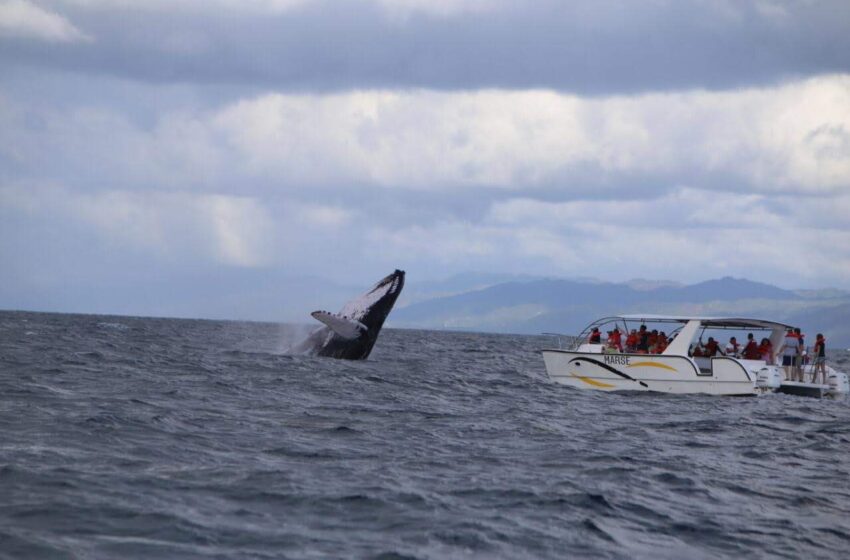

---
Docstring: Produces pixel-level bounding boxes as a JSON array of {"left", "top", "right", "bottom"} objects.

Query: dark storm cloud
[{"left": 3, "top": 0, "right": 849, "bottom": 94}]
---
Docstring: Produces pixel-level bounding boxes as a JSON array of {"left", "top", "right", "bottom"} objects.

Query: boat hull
[
  {"left": 542, "top": 350, "right": 757, "bottom": 396},
  {"left": 777, "top": 382, "right": 827, "bottom": 399}
]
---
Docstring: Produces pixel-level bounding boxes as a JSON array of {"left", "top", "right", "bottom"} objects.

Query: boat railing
[
  {"left": 542, "top": 332, "right": 579, "bottom": 350},
  {"left": 550, "top": 316, "right": 627, "bottom": 351}
]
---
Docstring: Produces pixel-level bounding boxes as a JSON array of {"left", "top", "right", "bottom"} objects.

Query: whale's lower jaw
[
  {"left": 313, "top": 334, "right": 374, "bottom": 360},
  {"left": 295, "top": 270, "right": 405, "bottom": 360}
]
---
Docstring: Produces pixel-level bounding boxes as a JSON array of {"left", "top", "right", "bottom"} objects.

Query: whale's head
[{"left": 339, "top": 269, "right": 405, "bottom": 332}]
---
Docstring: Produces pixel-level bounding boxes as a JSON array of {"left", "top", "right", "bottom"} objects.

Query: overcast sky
[{"left": 2, "top": 0, "right": 849, "bottom": 317}]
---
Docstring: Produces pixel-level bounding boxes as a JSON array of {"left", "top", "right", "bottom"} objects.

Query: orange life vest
[{"left": 742, "top": 340, "right": 759, "bottom": 359}]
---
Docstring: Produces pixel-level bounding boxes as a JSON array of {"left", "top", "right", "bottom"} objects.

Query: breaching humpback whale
[{"left": 290, "top": 269, "right": 405, "bottom": 360}]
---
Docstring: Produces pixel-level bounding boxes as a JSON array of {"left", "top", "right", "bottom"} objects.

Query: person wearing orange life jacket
[
  {"left": 604, "top": 332, "right": 620, "bottom": 353},
  {"left": 588, "top": 327, "right": 601, "bottom": 344},
  {"left": 625, "top": 330, "right": 638, "bottom": 353},
  {"left": 742, "top": 333, "right": 760, "bottom": 360},
  {"left": 608, "top": 327, "right": 623, "bottom": 352},
  {"left": 759, "top": 338, "right": 774, "bottom": 365},
  {"left": 703, "top": 337, "right": 725, "bottom": 357},
  {"left": 647, "top": 330, "right": 659, "bottom": 353}
]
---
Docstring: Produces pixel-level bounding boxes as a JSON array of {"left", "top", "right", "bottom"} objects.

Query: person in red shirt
[
  {"left": 647, "top": 330, "right": 659, "bottom": 353},
  {"left": 759, "top": 338, "right": 774, "bottom": 365},
  {"left": 703, "top": 337, "right": 725, "bottom": 357},
  {"left": 626, "top": 330, "right": 638, "bottom": 353},
  {"left": 608, "top": 327, "right": 623, "bottom": 352},
  {"left": 742, "top": 333, "right": 760, "bottom": 360},
  {"left": 588, "top": 327, "right": 601, "bottom": 344},
  {"left": 636, "top": 325, "right": 650, "bottom": 354}
]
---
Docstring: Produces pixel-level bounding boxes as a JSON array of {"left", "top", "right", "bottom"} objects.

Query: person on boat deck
[
  {"left": 625, "top": 329, "right": 638, "bottom": 353},
  {"left": 779, "top": 328, "right": 799, "bottom": 380},
  {"left": 647, "top": 330, "right": 660, "bottom": 353},
  {"left": 636, "top": 325, "right": 650, "bottom": 353},
  {"left": 692, "top": 343, "right": 705, "bottom": 357},
  {"left": 654, "top": 331, "right": 668, "bottom": 354},
  {"left": 608, "top": 327, "right": 623, "bottom": 352},
  {"left": 726, "top": 336, "right": 740, "bottom": 357},
  {"left": 703, "top": 337, "right": 725, "bottom": 357},
  {"left": 812, "top": 333, "right": 827, "bottom": 384},
  {"left": 604, "top": 332, "right": 620, "bottom": 353},
  {"left": 588, "top": 327, "right": 602, "bottom": 344},
  {"left": 758, "top": 337, "right": 774, "bottom": 365},
  {"left": 795, "top": 327, "right": 806, "bottom": 381},
  {"left": 742, "top": 333, "right": 760, "bottom": 360}
]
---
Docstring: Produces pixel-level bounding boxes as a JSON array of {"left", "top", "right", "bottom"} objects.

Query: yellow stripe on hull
[
  {"left": 627, "top": 361, "right": 677, "bottom": 372},
  {"left": 571, "top": 372, "right": 616, "bottom": 388}
]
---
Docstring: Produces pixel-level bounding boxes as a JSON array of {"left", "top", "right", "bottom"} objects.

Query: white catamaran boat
[{"left": 542, "top": 315, "right": 849, "bottom": 398}]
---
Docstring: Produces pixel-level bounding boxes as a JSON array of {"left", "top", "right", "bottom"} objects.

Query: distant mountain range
[
  {"left": 7, "top": 266, "right": 847, "bottom": 348},
  {"left": 391, "top": 276, "right": 850, "bottom": 347}
]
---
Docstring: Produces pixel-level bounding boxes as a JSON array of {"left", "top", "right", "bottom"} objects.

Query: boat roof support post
[
  {"left": 664, "top": 320, "right": 702, "bottom": 355},
  {"left": 769, "top": 326, "right": 786, "bottom": 361}
]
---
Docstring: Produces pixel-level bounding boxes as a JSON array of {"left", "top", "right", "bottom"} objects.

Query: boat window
[{"left": 695, "top": 357, "right": 713, "bottom": 375}]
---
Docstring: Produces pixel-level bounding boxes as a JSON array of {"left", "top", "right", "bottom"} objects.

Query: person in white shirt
[
  {"left": 725, "top": 336, "right": 740, "bottom": 357},
  {"left": 778, "top": 328, "right": 799, "bottom": 381}
]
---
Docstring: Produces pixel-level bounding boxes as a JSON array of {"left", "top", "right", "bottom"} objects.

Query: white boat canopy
[{"left": 615, "top": 315, "right": 795, "bottom": 331}]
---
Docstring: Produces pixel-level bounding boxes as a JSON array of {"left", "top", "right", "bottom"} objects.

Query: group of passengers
[
  {"left": 775, "top": 327, "right": 828, "bottom": 384},
  {"left": 691, "top": 333, "right": 773, "bottom": 360},
  {"left": 588, "top": 324, "right": 829, "bottom": 384},
  {"left": 694, "top": 327, "right": 827, "bottom": 383},
  {"left": 590, "top": 325, "right": 669, "bottom": 355}
]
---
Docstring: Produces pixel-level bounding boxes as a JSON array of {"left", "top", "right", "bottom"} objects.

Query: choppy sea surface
[{"left": 1, "top": 310, "right": 849, "bottom": 560}]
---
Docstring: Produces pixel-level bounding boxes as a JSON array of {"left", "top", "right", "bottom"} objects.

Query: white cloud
[
  {"left": 3, "top": 178, "right": 850, "bottom": 289},
  {"left": 753, "top": 0, "right": 791, "bottom": 22},
  {"left": 488, "top": 188, "right": 785, "bottom": 231},
  {"left": 0, "top": 0, "right": 91, "bottom": 42},
  {"left": 366, "top": 222, "right": 502, "bottom": 264},
  {"left": 373, "top": 0, "right": 499, "bottom": 19},
  {"left": 297, "top": 204, "right": 353, "bottom": 228},
  {"left": 197, "top": 195, "right": 273, "bottom": 267},
  {"left": 0, "top": 102, "right": 226, "bottom": 190},
  {"left": 3, "top": 74, "right": 850, "bottom": 291},
  {"left": 212, "top": 89, "right": 588, "bottom": 188},
  {"left": 458, "top": 186, "right": 850, "bottom": 284},
  {"left": 210, "top": 76, "right": 850, "bottom": 193},
  {"left": 5, "top": 76, "right": 848, "bottom": 195},
  {"left": 56, "top": 0, "right": 496, "bottom": 17},
  {"left": 57, "top": 0, "right": 309, "bottom": 12},
  {"left": 1, "top": 184, "right": 273, "bottom": 267}
]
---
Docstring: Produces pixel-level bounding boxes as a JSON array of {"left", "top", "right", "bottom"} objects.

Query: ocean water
[{"left": 1, "top": 311, "right": 849, "bottom": 560}]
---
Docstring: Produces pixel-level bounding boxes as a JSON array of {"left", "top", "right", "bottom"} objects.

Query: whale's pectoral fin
[{"left": 310, "top": 311, "right": 367, "bottom": 340}]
